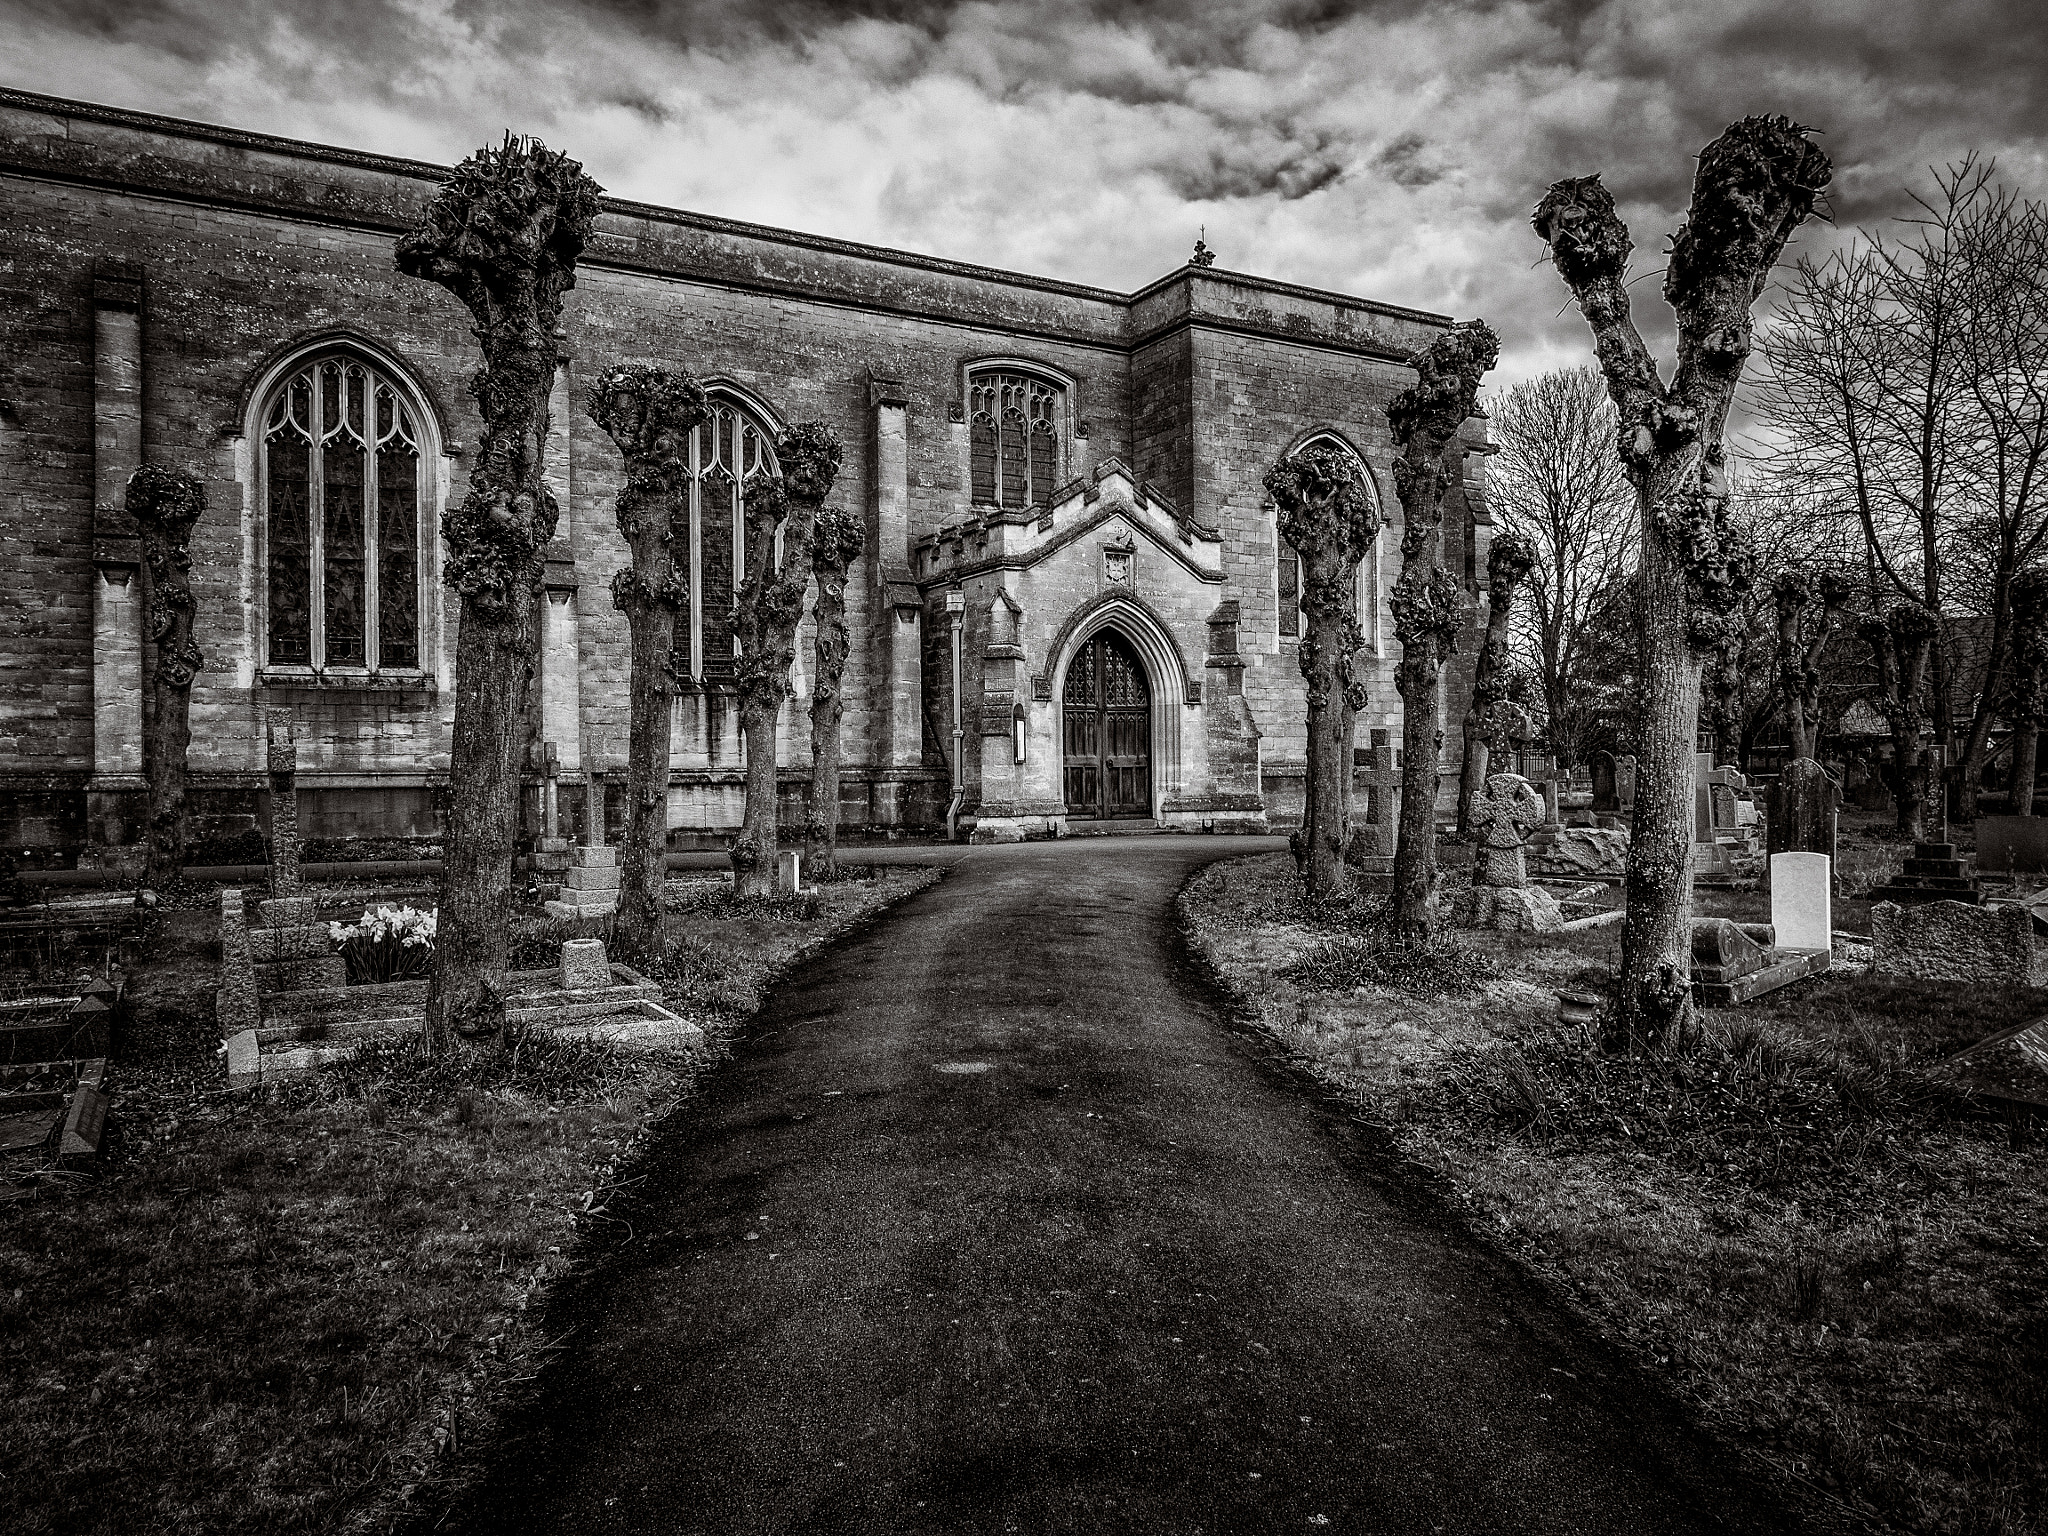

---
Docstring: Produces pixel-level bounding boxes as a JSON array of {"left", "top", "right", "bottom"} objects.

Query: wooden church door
[{"left": 1062, "top": 631, "right": 1151, "bottom": 819}]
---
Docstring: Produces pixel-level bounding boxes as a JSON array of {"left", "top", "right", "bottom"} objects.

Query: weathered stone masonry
[{"left": 0, "top": 89, "right": 1494, "bottom": 855}]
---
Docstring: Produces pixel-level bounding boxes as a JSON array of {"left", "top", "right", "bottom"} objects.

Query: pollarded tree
[
  {"left": 804, "top": 504, "right": 866, "bottom": 878},
  {"left": 1388, "top": 321, "right": 1500, "bottom": 944},
  {"left": 1861, "top": 601, "right": 1942, "bottom": 837},
  {"left": 128, "top": 465, "right": 206, "bottom": 888},
  {"left": 2006, "top": 569, "right": 2048, "bottom": 816},
  {"left": 1457, "top": 531, "right": 1536, "bottom": 834},
  {"left": 1533, "top": 115, "right": 1831, "bottom": 1053},
  {"left": 396, "top": 135, "right": 601, "bottom": 1046},
  {"left": 1264, "top": 443, "right": 1381, "bottom": 899},
  {"left": 586, "top": 364, "right": 711, "bottom": 960},
  {"left": 731, "top": 423, "right": 842, "bottom": 898},
  {"left": 1772, "top": 568, "right": 1855, "bottom": 761}
]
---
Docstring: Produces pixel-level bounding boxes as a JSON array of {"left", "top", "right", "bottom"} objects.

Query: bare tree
[
  {"left": 397, "top": 135, "right": 601, "bottom": 1046},
  {"left": 804, "top": 504, "right": 865, "bottom": 878},
  {"left": 731, "top": 424, "right": 842, "bottom": 898},
  {"left": 1487, "top": 366, "right": 1638, "bottom": 770},
  {"left": 1758, "top": 160, "right": 2048, "bottom": 820},
  {"left": 128, "top": 465, "right": 206, "bottom": 887},
  {"left": 1534, "top": 115, "right": 1830, "bottom": 1053},
  {"left": 1387, "top": 322, "right": 1499, "bottom": 942},
  {"left": 1861, "top": 602, "right": 1942, "bottom": 836},
  {"left": 1264, "top": 443, "right": 1380, "bottom": 899},
  {"left": 1457, "top": 530, "right": 1535, "bottom": 833},
  {"left": 1773, "top": 568, "right": 1855, "bottom": 760},
  {"left": 2007, "top": 568, "right": 2048, "bottom": 815},
  {"left": 586, "top": 364, "right": 710, "bottom": 959}
]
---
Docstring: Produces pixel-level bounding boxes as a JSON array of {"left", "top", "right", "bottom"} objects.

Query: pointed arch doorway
[{"left": 1062, "top": 629, "right": 1152, "bottom": 819}]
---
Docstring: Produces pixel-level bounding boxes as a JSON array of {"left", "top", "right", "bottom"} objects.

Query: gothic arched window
[
  {"left": 677, "top": 395, "right": 779, "bottom": 684},
  {"left": 969, "top": 371, "right": 1061, "bottom": 510},
  {"left": 1277, "top": 434, "right": 1380, "bottom": 648},
  {"left": 262, "top": 355, "right": 427, "bottom": 670}
]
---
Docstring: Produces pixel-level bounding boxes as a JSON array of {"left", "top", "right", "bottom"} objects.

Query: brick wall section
[{"left": 0, "top": 88, "right": 1487, "bottom": 850}]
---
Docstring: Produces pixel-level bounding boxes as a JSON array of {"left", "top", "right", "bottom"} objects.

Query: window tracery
[
  {"left": 969, "top": 371, "right": 1061, "bottom": 510},
  {"left": 261, "top": 356, "right": 423, "bottom": 669},
  {"left": 1278, "top": 434, "right": 1381, "bottom": 648},
  {"left": 678, "top": 396, "right": 778, "bottom": 684}
]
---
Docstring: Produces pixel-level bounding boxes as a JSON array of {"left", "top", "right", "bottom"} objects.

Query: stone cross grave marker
[
  {"left": 1350, "top": 736, "right": 1403, "bottom": 859},
  {"left": 1771, "top": 852, "right": 1832, "bottom": 952},
  {"left": 1768, "top": 757, "right": 1839, "bottom": 861},
  {"left": 1454, "top": 771, "right": 1562, "bottom": 931},
  {"left": 542, "top": 741, "right": 561, "bottom": 844},
  {"left": 264, "top": 707, "right": 302, "bottom": 896}
]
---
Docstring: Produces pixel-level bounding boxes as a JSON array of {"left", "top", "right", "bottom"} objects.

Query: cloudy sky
[{"left": 6, "top": 0, "right": 2046, "bottom": 390}]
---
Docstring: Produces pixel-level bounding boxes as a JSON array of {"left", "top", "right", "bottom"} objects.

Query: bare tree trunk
[
  {"left": 805, "top": 506, "right": 865, "bottom": 878},
  {"left": 1773, "top": 569, "right": 1851, "bottom": 760},
  {"left": 2008, "top": 569, "right": 2048, "bottom": 816},
  {"left": 397, "top": 135, "right": 600, "bottom": 1047},
  {"left": 128, "top": 466, "right": 206, "bottom": 888},
  {"left": 731, "top": 425, "right": 843, "bottom": 898},
  {"left": 1457, "top": 532, "right": 1534, "bottom": 833},
  {"left": 1863, "top": 604, "right": 1939, "bottom": 838},
  {"left": 1266, "top": 445, "right": 1383, "bottom": 899},
  {"left": 587, "top": 365, "right": 709, "bottom": 959},
  {"left": 1388, "top": 323, "right": 1500, "bottom": 942},
  {"left": 1535, "top": 115, "right": 1830, "bottom": 1052}
]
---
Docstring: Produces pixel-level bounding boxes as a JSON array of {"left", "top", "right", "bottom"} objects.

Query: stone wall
[{"left": 0, "top": 86, "right": 1483, "bottom": 852}]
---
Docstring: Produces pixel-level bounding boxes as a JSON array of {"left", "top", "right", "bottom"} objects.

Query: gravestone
[
  {"left": 1615, "top": 755, "right": 1637, "bottom": 817},
  {"left": 1872, "top": 899, "right": 2040, "bottom": 985},
  {"left": 1868, "top": 842, "right": 1983, "bottom": 907},
  {"left": 1692, "top": 918, "right": 1770, "bottom": 987},
  {"left": 265, "top": 708, "right": 302, "bottom": 897},
  {"left": 1771, "top": 853, "right": 1833, "bottom": 953},
  {"left": 1348, "top": 741, "right": 1403, "bottom": 863},
  {"left": 1529, "top": 826, "right": 1629, "bottom": 878},
  {"left": 560, "top": 937, "right": 611, "bottom": 992},
  {"left": 215, "top": 888, "right": 260, "bottom": 1039},
  {"left": 1453, "top": 771, "right": 1562, "bottom": 932},
  {"left": 1975, "top": 816, "right": 2048, "bottom": 875},
  {"left": 545, "top": 844, "right": 620, "bottom": 921},
  {"left": 776, "top": 850, "right": 803, "bottom": 894},
  {"left": 1767, "top": 757, "right": 1840, "bottom": 861},
  {"left": 1591, "top": 752, "right": 1619, "bottom": 816},
  {"left": 533, "top": 742, "right": 573, "bottom": 901}
]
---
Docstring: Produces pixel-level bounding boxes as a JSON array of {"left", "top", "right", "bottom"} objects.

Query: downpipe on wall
[{"left": 944, "top": 588, "right": 966, "bottom": 840}]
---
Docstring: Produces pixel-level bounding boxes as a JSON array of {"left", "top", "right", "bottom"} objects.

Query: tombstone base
[
  {"left": 1453, "top": 884, "right": 1562, "bottom": 933},
  {"left": 1694, "top": 948, "right": 1831, "bottom": 1007}
]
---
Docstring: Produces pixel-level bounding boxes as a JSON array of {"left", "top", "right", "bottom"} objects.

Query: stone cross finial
[{"left": 264, "top": 707, "right": 302, "bottom": 896}]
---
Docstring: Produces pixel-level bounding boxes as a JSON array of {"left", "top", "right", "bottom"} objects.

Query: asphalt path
[{"left": 445, "top": 836, "right": 1818, "bottom": 1536}]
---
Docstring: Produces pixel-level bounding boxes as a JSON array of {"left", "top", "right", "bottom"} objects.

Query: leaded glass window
[
  {"left": 262, "top": 357, "right": 424, "bottom": 669},
  {"left": 676, "top": 398, "right": 778, "bottom": 685},
  {"left": 1279, "top": 435, "right": 1379, "bottom": 647},
  {"left": 969, "top": 372, "right": 1061, "bottom": 510}
]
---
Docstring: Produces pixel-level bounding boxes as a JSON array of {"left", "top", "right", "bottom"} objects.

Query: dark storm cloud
[{"left": 4, "top": 0, "right": 2047, "bottom": 386}]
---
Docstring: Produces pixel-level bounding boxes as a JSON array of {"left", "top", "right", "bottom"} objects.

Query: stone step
[
  {"left": 1904, "top": 858, "right": 1970, "bottom": 878},
  {"left": 545, "top": 898, "right": 617, "bottom": 921},
  {"left": 572, "top": 845, "right": 618, "bottom": 869},
  {"left": 564, "top": 865, "right": 620, "bottom": 893},
  {"left": 1913, "top": 842, "right": 1958, "bottom": 860}
]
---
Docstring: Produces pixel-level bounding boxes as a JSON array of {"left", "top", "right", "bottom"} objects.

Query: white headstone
[
  {"left": 1771, "top": 852, "right": 1832, "bottom": 952},
  {"left": 776, "top": 849, "right": 802, "bottom": 894}
]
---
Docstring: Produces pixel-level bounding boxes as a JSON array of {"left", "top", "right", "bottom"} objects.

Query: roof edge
[{"left": 0, "top": 85, "right": 1455, "bottom": 328}]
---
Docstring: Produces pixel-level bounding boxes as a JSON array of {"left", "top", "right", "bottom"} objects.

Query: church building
[{"left": 0, "top": 88, "right": 1496, "bottom": 861}]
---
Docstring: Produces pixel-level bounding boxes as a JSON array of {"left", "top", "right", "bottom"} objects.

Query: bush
[
  {"left": 328, "top": 904, "right": 436, "bottom": 984},
  {"left": 665, "top": 882, "right": 822, "bottom": 922},
  {"left": 1285, "top": 929, "right": 1496, "bottom": 998}
]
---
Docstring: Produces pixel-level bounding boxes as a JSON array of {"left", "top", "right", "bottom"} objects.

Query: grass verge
[
  {"left": 1181, "top": 851, "right": 2048, "bottom": 1536},
  {"left": 0, "top": 863, "right": 941, "bottom": 1535}
]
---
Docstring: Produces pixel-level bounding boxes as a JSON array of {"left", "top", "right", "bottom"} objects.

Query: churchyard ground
[
  {"left": 0, "top": 863, "right": 940, "bottom": 1536},
  {"left": 1180, "top": 844, "right": 2048, "bottom": 1536}
]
